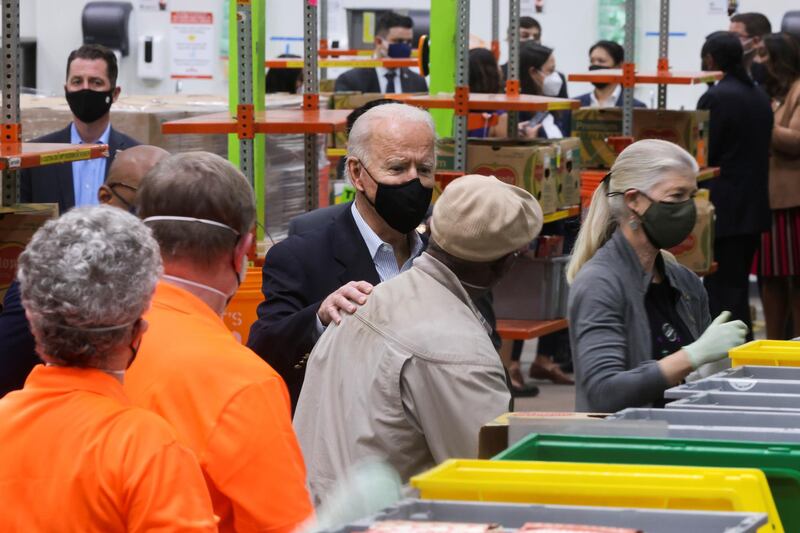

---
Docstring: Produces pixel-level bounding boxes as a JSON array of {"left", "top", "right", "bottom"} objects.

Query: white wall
[
  {"left": 25, "top": 0, "right": 800, "bottom": 106},
  {"left": 32, "top": 0, "right": 227, "bottom": 97}
]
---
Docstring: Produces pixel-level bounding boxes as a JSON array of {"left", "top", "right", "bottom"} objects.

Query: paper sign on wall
[{"left": 170, "top": 11, "right": 214, "bottom": 80}]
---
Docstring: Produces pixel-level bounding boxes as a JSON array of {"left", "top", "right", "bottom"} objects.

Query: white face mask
[{"left": 541, "top": 71, "right": 563, "bottom": 96}]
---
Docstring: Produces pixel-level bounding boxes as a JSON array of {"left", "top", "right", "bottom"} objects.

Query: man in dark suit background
[
  {"left": 20, "top": 44, "right": 139, "bottom": 214},
  {"left": 334, "top": 12, "right": 428, "bottom": 94},
  {"left": 247, "top": 103, "right": 436, "bottom": 410}
]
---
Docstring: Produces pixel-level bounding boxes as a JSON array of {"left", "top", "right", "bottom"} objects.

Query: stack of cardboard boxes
[
  {"left": 571, "top": 108, "right": 716, "bottom": 273},
  {"left": 435, "top": 137, "right": 582, "bottom": 215}
]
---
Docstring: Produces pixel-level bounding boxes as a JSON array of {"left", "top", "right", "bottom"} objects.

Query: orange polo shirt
[
  {"left": 0, "top": 365, "right": 217, "bottom": 532},
  {"left": 126, "top": 281, "right": 313, "bottom": 533}
]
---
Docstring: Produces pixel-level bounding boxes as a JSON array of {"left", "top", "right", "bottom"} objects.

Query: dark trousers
[{"left": 704, "top": 235, "right": 760, "bottom": 342}]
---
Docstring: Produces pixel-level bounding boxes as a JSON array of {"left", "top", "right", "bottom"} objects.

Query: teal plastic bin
[{"left": 494, "top": 433, "right": 800, "bottom": 532}]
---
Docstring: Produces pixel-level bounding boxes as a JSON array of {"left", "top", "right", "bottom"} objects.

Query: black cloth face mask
[
  {"left": 588, "top": 64, "right": 611, "bottom": 89},
  {"left": 636, "top": 191, "right": 697, "bottom": 250},
  {"left": 358, "top": 161, "right": 433, "bottom": 234},
  {"left": 65, "top": 88, "right": 115, "bottom": 124}
]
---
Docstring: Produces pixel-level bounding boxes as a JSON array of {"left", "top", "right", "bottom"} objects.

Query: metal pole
[
  {"left": 507, "top": 0, "right": 520, "bottom": 138},
  {"left": 303, "top": 0, "right": 319, "bottom": 211},
  {"left": 453, "top": 0, "right": 469, "bottom": 172},
  {"left": 622, "top": 0, "right": 636, "bottom": 137},
  {"left": 236, "top": 1, "right": 255, "bottom": 188},
  {"left": 491, "top": 0, "right": 499, "bottom": 60},
  {"left": 320, "top": 0, "right": 328, "bottom": 80},
  {"left": 2, "top": 0, "right": 20, "bottom": 207},
  {"left": 657, "top": 0, "right": 669, "bottom": 109}
]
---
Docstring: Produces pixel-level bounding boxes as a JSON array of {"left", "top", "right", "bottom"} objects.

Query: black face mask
[
  {"left": 65, "top": 88, "right": 115, "bottom": 124},
  {"left": 588, "top": 64, "right": 610, "bottom": 89},
  {"left": 359, "top": 161, "right": 432, "bottom": 234},
  {"left": 636, "top": 191, "right": 697, "bottom": 250}
]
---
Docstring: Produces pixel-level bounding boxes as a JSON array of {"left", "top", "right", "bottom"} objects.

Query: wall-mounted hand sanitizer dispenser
[{"left": 137, "top": 34, "right": 167, "bottom": 81}]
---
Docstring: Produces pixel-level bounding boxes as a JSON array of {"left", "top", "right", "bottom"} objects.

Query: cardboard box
[
  {"left": 478, "top": 412, "right": 607, "bottom": 459},
  {"left": 0, "top": 204, "right": 59, "bottom": 303},
  {"left": 466, "top": 139, "right": 557, "bottom": 214},
  {"left": 554, "top": 137, "right": 582, "bottom": 208},
  {"left": 571, "top": 108, "right": 709, "bottom": 169},
  {"left": 667, "top": 189, "right": 715, "bottom": 273}
]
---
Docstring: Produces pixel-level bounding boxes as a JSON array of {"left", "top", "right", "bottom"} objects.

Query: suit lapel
[
  {"left": 331, "top": 205, "right": 381, "bottom": 286},
  {"left": 367, "top": 69, "right": 381, "bottom": 93},
  {"left": 53, "top": 126, "right": 75, "bottom": 211}
]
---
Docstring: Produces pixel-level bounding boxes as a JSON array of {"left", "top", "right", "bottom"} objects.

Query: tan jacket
[
  {"left": 293, "top": 253, "right": 510, "bottom": 504},
  {"left": 769, "top": 79, "right": 800, "bottom": 209}
]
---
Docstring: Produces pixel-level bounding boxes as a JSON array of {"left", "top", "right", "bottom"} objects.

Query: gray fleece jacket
[{"left": 568, "top": 229, "right": 712, "bottom": 412}]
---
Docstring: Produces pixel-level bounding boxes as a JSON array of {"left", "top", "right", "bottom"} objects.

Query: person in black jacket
[
  {"left": 334, "top": 12, "right": 427, "bottom": 94},
  {"left": 20, "top": 44, "right": 139, "bottom": 214},
  {"left": 697, "top": 32, "right": 773, "bottom": 340},
  {"left": 247, "top": 103, "right": 436, "bottom": 411}
]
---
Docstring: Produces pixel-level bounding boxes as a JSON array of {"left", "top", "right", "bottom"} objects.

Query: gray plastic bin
[
  {"left": 608, "top": 408, "right": 800, "bottom": 443},
  {"left": 714, "top": 365, "right": 800, "bottom": 381},
  {"left": 668, "top": 391, "right": 800, "bottom": 412},
  {"left": 666, "top": 377, "right": 800, "bottom": 399},
  {"left": 493, "top": 254, "right": 570, "bottom": 320},
  {"left": 321, "top": 498, "right": 766, "bottom": 533}
]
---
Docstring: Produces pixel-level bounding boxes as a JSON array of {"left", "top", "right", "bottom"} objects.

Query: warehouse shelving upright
[{"left": 0, "top": 0, "right": 109, "bottom": 213}]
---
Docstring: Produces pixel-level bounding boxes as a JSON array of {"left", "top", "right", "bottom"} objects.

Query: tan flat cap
[{"left": 431, "top": 174, "right": 543, "bottom": 262}]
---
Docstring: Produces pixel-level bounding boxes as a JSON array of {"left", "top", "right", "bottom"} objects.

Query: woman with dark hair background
[
  {"left": 756, "top": 33, "right": 800, "bottom": 339},
  {"left": 517, "top": 41, "right": 565, "bottom": 139},
  {"left": 265, "top": 53, "right": 303, "bottom": 94},
  {"left": 577, "top": 40, "right": 647, "bottom": 109},
  {"left": 467, "top": 47, "right": 508, "bottom": 138},
  {"left": 698, "top": 31, "right": 773, "bottom": 342}
]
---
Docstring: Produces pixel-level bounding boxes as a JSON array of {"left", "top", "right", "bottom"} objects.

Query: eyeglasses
[{"left": 107, "top": 182, "right": 138, "bottom": 213}]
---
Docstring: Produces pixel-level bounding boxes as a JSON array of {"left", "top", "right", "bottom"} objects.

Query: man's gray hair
[
  {"left": 17, "top": 206, "right": 162, "bottom": 367},
  {"left": 137, "top": 152, "right": 256, "bottom": 267},
  {"left": 345, "top": 103, "right": 436, "bottom": 177}
]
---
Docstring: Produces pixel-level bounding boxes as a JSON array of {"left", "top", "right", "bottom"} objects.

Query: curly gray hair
[{"left": 17, "top": 205, "right": 162, "bottom": 367}]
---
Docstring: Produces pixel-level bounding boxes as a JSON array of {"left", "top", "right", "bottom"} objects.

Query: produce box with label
[
  {"left": 0, "top": 204, "right": 59, "bottom": 303},
  {"left": 571, "top": 109, "right": 709, "bottom": 169},
  {"left": 466, "top": 139, "right": 557, "bottom": 214}
]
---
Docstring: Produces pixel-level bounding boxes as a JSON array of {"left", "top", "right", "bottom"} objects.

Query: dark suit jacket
[
  {"left": 334, "top": 67, "right": 428, "bottom": 93},
  {"left": 247, "top": 203, "right": 380, "bottom": 410},
  {"left": 0, "top": 280, "right": 38, "bottom": 398},
  {"left": 697, "top": 74, "right": 773, "bottom": 237},
  {"left": 576, "top": 91, "right": 647, "bottom": 108},
  {"left": 19, "top": 125, "right": 140, "bottom": 214}
]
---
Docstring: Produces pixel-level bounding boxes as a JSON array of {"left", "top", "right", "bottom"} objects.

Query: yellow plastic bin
[
  {"left": 730, "top": 341, "right": 800, "bottom": 367},
  {"left": 410, "top": 459, "right": 783, "bottom": 533},
  {"left": 223, "top": 266, "right": 262, "bottom": 344}
]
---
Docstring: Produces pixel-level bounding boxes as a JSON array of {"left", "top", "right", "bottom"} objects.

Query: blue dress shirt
[{"left": 70, "top": 122, "right": 111, "bottom": 207}]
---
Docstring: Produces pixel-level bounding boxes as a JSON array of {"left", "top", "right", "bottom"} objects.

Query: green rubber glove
[{"left": 683, "top": 311, "right": 748, "bottom": 369}]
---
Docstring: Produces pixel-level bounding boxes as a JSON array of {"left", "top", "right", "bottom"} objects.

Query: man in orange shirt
[
  {"left": 0, "top": 206, "right": 217, "bottom": 531},
  {"left": 126, "top": 152, "right": 313, "bottom": 533}
]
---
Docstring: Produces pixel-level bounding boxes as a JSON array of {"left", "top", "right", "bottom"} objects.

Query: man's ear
[
  {"left": 348, "top": 158, "right": 366, "bottom": 192},
  {"left": 97, "top": 184, "right": 113, "bottom": 205},
  {"left": 111, "top": 86, "right": 121, "bottom": 103},
  {"left": 234, "top": 232, "right": 255, "bottom": 271}
]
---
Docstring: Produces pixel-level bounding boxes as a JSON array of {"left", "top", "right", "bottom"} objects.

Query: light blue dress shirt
[
  {"left": 70, "top": 123, "right": 111, "bottom": 207},
  {"left": 350, "top": 202, "right": 424, "bottom": 283}
]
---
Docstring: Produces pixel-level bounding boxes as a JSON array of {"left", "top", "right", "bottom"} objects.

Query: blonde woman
[{"left": 567, "top": 140, "right": 747, "bottom": 412}]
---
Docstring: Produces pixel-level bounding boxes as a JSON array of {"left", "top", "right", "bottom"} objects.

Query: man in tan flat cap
[{"left": 294, "top": 174, "right": 544, "bottom": 503}]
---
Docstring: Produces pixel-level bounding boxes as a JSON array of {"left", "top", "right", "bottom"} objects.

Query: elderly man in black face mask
[{"left": 248, "top": 103, "right": 435, "bottom": 410}]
